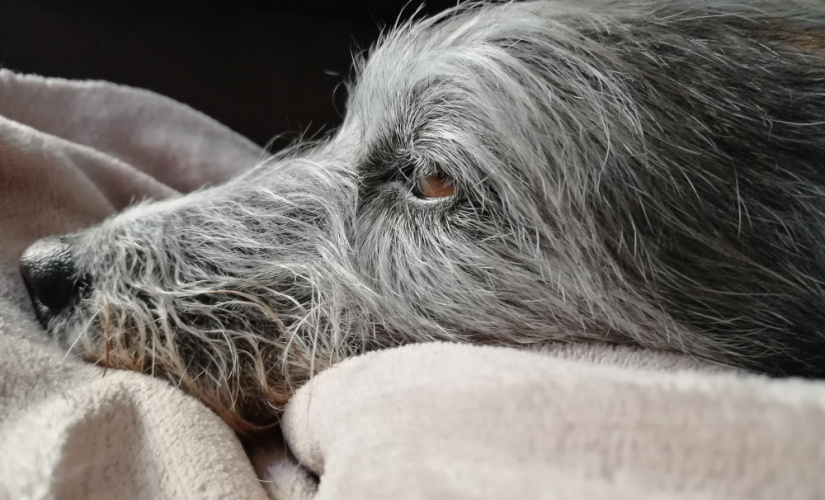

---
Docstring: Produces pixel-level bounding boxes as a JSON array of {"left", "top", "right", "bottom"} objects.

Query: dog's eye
[{"left": 413, "top": 171, "right": 456, "bottom": 199}]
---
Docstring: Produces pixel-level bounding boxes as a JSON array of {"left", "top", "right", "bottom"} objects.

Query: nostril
[{"left": 19, "top": 237, "right": 79, "bottom": 314}]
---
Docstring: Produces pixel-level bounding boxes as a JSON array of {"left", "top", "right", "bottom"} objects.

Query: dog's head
[
  {"left": 20, "top": 1, "right": 825, "bottom": 428},
  {"left": 21, "top": 3, "right": 635, "bottom": 428}
]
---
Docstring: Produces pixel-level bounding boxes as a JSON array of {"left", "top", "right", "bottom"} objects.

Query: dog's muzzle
[{"left": 19, "top": 237, "right": 81, "bottom": 327}]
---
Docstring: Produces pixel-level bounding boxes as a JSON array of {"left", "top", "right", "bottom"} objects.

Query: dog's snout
[{"left": 19, "top": 237, "right": 80, "bottom": 319}]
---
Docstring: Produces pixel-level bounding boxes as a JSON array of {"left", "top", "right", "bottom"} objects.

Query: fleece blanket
[{"left": 1, "top": 69, "right": 825, "bottom": 500}]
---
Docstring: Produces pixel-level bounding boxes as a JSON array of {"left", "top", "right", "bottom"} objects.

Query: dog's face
[
  {"left": 21, "top": 1, "right": 825, "bottom": 428},
  {"left": 27, "top": 4, "right": 634, "bottom": 428}
]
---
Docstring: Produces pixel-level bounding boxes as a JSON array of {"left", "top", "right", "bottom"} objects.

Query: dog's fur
[{"left": 27, "top": 0, "right": 825, "bottom": 429}]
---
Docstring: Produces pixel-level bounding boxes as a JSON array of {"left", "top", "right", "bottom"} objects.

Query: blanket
[
  {"left": 1, "top": 69, "right": 824, "bottom": 500},
  {"left": 0, "top": 70, "right": 268, "bottom": 499}
]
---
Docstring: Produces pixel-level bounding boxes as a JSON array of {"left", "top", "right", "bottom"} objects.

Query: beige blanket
[{"left": 1, "top": 69, "right": 825, "bottom": 500}]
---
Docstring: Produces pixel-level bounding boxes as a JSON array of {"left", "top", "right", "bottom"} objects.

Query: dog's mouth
[
  {"left": 39, "top": 292, "right": 300, "bottom": 431},
  {"left": 28, "top": 275, "right": 320, "bottom": 431}
]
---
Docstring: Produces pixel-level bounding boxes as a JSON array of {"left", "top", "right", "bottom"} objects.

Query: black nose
[{"left": 19, "top": 237, "right": 79, "bottom": 319}]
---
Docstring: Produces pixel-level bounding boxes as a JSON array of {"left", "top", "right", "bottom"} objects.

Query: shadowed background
[{"left": 0, "top": 0, "right": 456, "bottom": 149}]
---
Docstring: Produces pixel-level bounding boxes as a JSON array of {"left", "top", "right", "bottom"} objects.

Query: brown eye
[{"left": 414, "top": 172, "right": 456, "bottom": 199}]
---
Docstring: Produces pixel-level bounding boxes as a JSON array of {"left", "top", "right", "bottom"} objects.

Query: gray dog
[{"left": 19, "top": 0, "right": 825, "bottom": 430}]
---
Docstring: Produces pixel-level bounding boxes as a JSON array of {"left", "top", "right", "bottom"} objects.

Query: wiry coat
[{"left": 27, "top": 0, "right": 825, "bottom": 429}]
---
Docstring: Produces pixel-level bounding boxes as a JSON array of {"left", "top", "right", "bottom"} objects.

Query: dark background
[{"left": 0, "top": 0, "right": 456, "bottom": 149}]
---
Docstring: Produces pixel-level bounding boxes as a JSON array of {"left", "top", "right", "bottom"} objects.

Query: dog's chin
[
  {"left": 52, "top": 317, "right": 293, "bottom": 433},
  {"left": 84, "top": 353, "right": 277, "bottom": 432}
]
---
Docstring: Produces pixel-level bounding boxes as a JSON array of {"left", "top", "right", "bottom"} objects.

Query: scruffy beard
[
  {"left": 34, "top": 0, "right": 825, "bottom": 430},
  {"left": 51, "top": 159, "right": 374, "bottom": 430}
]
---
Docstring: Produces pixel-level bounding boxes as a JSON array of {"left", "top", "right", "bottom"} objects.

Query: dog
[{"left": 19, "top": 0, "right": 825, "bottom": 430}]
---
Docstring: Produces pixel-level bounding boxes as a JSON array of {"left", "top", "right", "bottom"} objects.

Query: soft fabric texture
[
  {"left": 0, "top": 69, "right": 269, "bottom": 499},
  {"left": 264, "top": 343, "right": 825, "bottom": 500},
  {"left": 1, "top": 69, "right": 825, "bottom": 500}
]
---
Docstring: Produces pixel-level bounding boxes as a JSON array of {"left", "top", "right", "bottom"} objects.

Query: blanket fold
[
  {"left": 0, "top": 69, "right": 270, "bottom": 500},
  {"left": 266, "top": 342, "right": 825, "bottom": 500}
]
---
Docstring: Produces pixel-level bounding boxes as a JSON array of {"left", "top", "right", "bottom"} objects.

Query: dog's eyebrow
[{"left": 357, "top": 130, "right": 413, "bottom": 190}]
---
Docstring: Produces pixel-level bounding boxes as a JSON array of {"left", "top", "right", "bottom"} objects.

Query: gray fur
[{"left": 33, "top": 0, "right": 825, "bottom": 428}]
